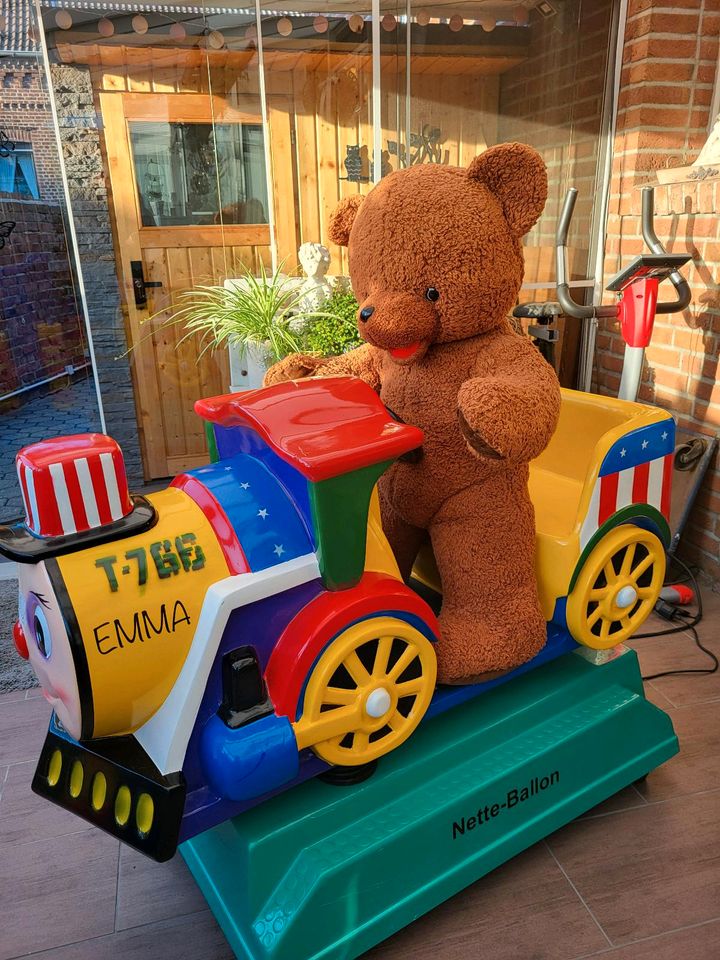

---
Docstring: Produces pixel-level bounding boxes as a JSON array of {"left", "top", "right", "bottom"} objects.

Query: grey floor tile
[
  {"left": 7, "top": 910, "right": 234, "bottom": 960},
  {"left": 0, "top": 827, "right": 119, "bottom": 959},
  {"left": 0, "top": 694, "right": 52, "bottom": 766},
  {"left": 0, "top": 759, "right": 86, "bottom": 845},
  {"left": 547, "top": 788, "right": 720, "bottom": 946},
  {"left": 116, "top": 843, "right": 209, "bottom": 931},
  {"left": 628, "top": 614, "right": 720, "bottom": 708},
  {"left": 635, "top": 698, "right": 720, "bottom": 803},
  {"left": 578, "top": 917, "right": 720, "bottom": 959},
  {"left": 576, "top": 784, "right": 647, "bottom": 820},
  {"left": 365, "top": 842, "right": 609, "bottom": 960}
]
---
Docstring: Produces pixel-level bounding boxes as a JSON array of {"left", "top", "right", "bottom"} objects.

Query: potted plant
[{"left": 148, "top": 261, "right": 325, "bottom": 390}]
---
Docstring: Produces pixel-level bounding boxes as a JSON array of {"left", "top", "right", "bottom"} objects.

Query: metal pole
[{"left": 372, "top": 0, "right": 382, "bottom": 184}]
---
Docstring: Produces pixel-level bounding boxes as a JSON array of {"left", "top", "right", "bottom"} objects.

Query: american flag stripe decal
[
  {"left": 631, "top": 460, "right": 649, "bottom": 503},
  {"left": 74, "top": 457, "right": 101, "bottom": 528},
  {"left": 49, "top": 462, "right": 77, "bottom": 536},
  {"left": 100, "top": 452, "right": 124, "bottom": 521},
  {"left": 582, "top": 452, "right": 674, "bottom": 548}
]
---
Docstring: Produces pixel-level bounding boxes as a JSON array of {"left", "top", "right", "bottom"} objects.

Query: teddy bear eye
[{"left": 425, "top": 287, "right": 440, "bottom": 302}]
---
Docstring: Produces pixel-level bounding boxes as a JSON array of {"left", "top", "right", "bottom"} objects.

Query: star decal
[
  {"left": 257, "top": 508, "right": 269, "bottom": 519},
  {"left": 273, "top": 544, "right": 285, "bottom": 557},
  {"left": 240, "top": 482, "right": 250, "bottom": 490},
  {"left": 641, "top": 439, "right": 649, "bottom": 449},
  {"left": 620, "top": 448, "right": 626, "bottom": 458},
  {"left": 661, "top": 431, "right": 668, "bottom": 441}
]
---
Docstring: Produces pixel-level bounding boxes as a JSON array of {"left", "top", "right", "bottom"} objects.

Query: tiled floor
[{"left": 1, "top": 591, "right": 719, "bottom": 960}]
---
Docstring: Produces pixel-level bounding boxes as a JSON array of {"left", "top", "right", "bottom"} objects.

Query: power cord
[{"left": 636, "top": 553, "right": 719, "bottom": 681}]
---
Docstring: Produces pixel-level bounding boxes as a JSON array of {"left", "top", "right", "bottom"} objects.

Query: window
[
  {"left": 129, "top": 121, "right": 269, "bottom": 228},
  {"left": 0, "top": 142, "right": 40, "bottom": 199}
]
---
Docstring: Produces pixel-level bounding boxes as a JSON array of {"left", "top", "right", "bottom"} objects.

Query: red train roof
[{"left": 195, "top": 377, "right": 424, "bottom": 482}]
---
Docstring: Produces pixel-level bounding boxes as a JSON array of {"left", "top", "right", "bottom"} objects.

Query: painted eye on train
[
  {"left": 26, "top": 594, "right": 52, "bottom": 660},
  {"left": 33, "top": 607, "right": 52, "bottom": 659}
]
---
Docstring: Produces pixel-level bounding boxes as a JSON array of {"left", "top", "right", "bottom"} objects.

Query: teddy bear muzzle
[{"left": 357, "top": 291, "right": 439, "bottom": 363}]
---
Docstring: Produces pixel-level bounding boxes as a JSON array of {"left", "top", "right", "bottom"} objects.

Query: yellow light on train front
[
  {"left": 135, "top": 793, "right": 154, "bottom": 837},
  {"left": 115, "top": 785, "right": 131, "bottom": 826},
  {"left": 47, "top": 749, "right": 62, "bottom": 787},
  {"left": 91, "top": 772, "right": 107, "bottom": 811},
  {"left": 69, "top": 760, "right": 84, "bottom": 798}
]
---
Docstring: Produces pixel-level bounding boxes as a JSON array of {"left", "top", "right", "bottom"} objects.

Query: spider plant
[{"left": 145, "top": 260, "right": 326, "bottom": 365}]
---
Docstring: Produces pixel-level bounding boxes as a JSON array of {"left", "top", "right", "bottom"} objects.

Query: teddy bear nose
[{"left": 359, "top": 306, "right": 375, "bottom": 322}]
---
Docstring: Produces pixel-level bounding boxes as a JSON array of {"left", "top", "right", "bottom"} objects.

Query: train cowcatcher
[{"left": 0, "top": 375, "right": 678, "bottom": 868}]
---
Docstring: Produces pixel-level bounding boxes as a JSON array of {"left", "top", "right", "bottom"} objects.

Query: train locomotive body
[{"left": 0, "top": 376, "right": 676, "bottom": 862}]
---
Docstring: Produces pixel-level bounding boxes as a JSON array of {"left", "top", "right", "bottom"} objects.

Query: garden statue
[{"left": 297, "top": 242, "right": 333, "bottom": 311}]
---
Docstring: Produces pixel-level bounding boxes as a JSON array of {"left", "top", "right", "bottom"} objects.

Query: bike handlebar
[
  {"left": 554, "top": 185, "right": 691, "bottom": 320},
  {"left": 555, "top": 189, "right": 617, "bottom": 320},
  {"left": 640, "top": 186, "right": 692, "bottom": 314}
]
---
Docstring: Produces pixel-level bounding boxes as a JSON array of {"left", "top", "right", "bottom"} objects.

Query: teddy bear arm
[
  {"left": 263, "top": 343, "right": 381, "bottom": 390},
  {"left": 312, "top": 342, "right": 382, "bottom": 391},
  {"left": 457, "top": 353, "right": 561, "bottom": 464}
]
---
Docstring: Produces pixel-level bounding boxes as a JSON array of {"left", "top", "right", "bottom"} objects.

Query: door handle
[{"left": 130, "top": 259, "right": 163, "bottom": 309}]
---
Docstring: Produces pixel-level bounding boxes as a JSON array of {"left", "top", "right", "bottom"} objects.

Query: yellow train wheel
[
  {"left": 567, "top": 526, "right": 665, "bottom": 650},
  {"left": 293, "top": 616, "right": 437, "bottom": 766}
]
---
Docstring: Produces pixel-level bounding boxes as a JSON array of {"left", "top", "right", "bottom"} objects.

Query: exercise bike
[{"left": 514, "top": 185, "right": 692, "bottom": 401}]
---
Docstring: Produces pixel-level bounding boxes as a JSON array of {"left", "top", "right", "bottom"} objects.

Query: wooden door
[{"left": 100, "top": 91, "right": 273, "bottom": 478}]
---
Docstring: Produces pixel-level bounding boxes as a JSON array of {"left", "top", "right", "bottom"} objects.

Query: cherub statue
[{"left": 298, "top": 242, "right": 333, "bottom": 311}]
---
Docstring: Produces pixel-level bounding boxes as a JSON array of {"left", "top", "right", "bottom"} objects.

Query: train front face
[{"left": 3, "top": 440, "right": 228, "bottom": 742}]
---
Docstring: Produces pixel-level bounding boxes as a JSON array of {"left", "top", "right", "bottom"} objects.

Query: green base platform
[{"left": 181, "top": 647, "right": 678, "bottom": 960}]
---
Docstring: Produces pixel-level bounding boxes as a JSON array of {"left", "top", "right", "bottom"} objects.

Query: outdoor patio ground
[{"left": 0, "top": 588, "right": 719, "bottom": 960}]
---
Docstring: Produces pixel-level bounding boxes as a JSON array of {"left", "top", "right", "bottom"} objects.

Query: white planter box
[{"left": 228, "top": 341, "right": 269, "bottom": 392}]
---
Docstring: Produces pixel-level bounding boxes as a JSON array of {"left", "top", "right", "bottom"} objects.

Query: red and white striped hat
[
  {"left": 16, "top": 434, "right": 133, "bottom": 537},
  {"left": 0, "top": 434, "right": 155, "bottom": 562}
]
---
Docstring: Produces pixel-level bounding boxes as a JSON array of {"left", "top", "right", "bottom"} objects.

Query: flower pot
[{"left": 228, "top": 342, "right": 269, "bottom": 392}]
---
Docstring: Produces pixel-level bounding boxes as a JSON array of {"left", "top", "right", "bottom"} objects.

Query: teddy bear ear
[
  {"left": 328, "top": 195, "right": 364, "bottom": 247},
  {"left": 467, "top": 142, "right": 548, "bottom": 237}
]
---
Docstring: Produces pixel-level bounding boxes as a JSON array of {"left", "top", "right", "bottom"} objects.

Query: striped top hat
[{"left": 0, "top": 434, "right": 155, "bottom": 563}]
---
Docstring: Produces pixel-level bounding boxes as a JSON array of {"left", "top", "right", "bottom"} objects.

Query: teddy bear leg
[
  {"left": 429, "top": 483, "right": 547, "bottom": 684},
  {"left": 378, "top": 488, "right": 427, "bottom": 582}
]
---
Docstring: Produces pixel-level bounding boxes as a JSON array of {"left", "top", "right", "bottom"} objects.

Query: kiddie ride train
[{"left": 0, "top": 198, "right": 685, "bottom": 960}]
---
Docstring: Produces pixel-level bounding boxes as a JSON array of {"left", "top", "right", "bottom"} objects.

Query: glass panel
[
  {"left": 0, "top": 1, "right": 102, "bottom": 526},
  {"left": 129, "top": 121, "right": 269, "bottom": 227},
  {"left": 406, "top": 0, "right": 619, "bottom": 383},
  {"left": 37, "top": 1, "right": 267, "bottom": 479},
  {"left": 255, "top": 3, "right": 374, "bottom": 272}
]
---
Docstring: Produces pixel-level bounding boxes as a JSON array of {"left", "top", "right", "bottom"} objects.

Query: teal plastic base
[{"left": 181, "top": 647, "right": 678, "bottom": 960}]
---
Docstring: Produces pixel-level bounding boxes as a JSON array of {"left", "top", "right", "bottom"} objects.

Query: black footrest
[{"left": 32, "top": 724, "right": 186, "bottom": 862}]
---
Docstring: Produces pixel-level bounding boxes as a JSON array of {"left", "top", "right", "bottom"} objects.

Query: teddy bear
[{"left": 266, "top": 142, "right": 561, "bottom": 684}]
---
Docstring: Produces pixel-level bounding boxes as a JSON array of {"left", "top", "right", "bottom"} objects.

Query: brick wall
[
  {"left": 499, "top": 2, "right": 615, "bottom": 271},
  {"left": 1, "top": 58, "right": 64, "bottom": 203},
  {"left": 595, "top": 0, "right": 720, "bottom": 581},
  {"left": 0, "top": 198, "right": 86, "bottom": 394},
  {"left": 49, "top": 63, "right": 144, "bottom": 484}
]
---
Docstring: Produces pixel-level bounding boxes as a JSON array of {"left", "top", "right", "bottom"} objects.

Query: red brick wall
[
  {"left": 595, "top": 0, "right": 720, "bottom": 581},
  {"left": 499, "top": 3, "right": 615, "bottom": 269},
  {"left": 0, "top": 199, "right": 87, "bottom": 396},
  {"left": 1, "top": 58, "right": 63, "bottom": 203}
]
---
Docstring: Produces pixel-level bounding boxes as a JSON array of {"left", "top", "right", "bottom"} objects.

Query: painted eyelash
[{"left": 30, "top": 591, "right": 51, "bottom": 609}]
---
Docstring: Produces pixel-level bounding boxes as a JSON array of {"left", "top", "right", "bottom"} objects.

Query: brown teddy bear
[{"left": 266, "top": 142, "right": 561, "bottom": 683}]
